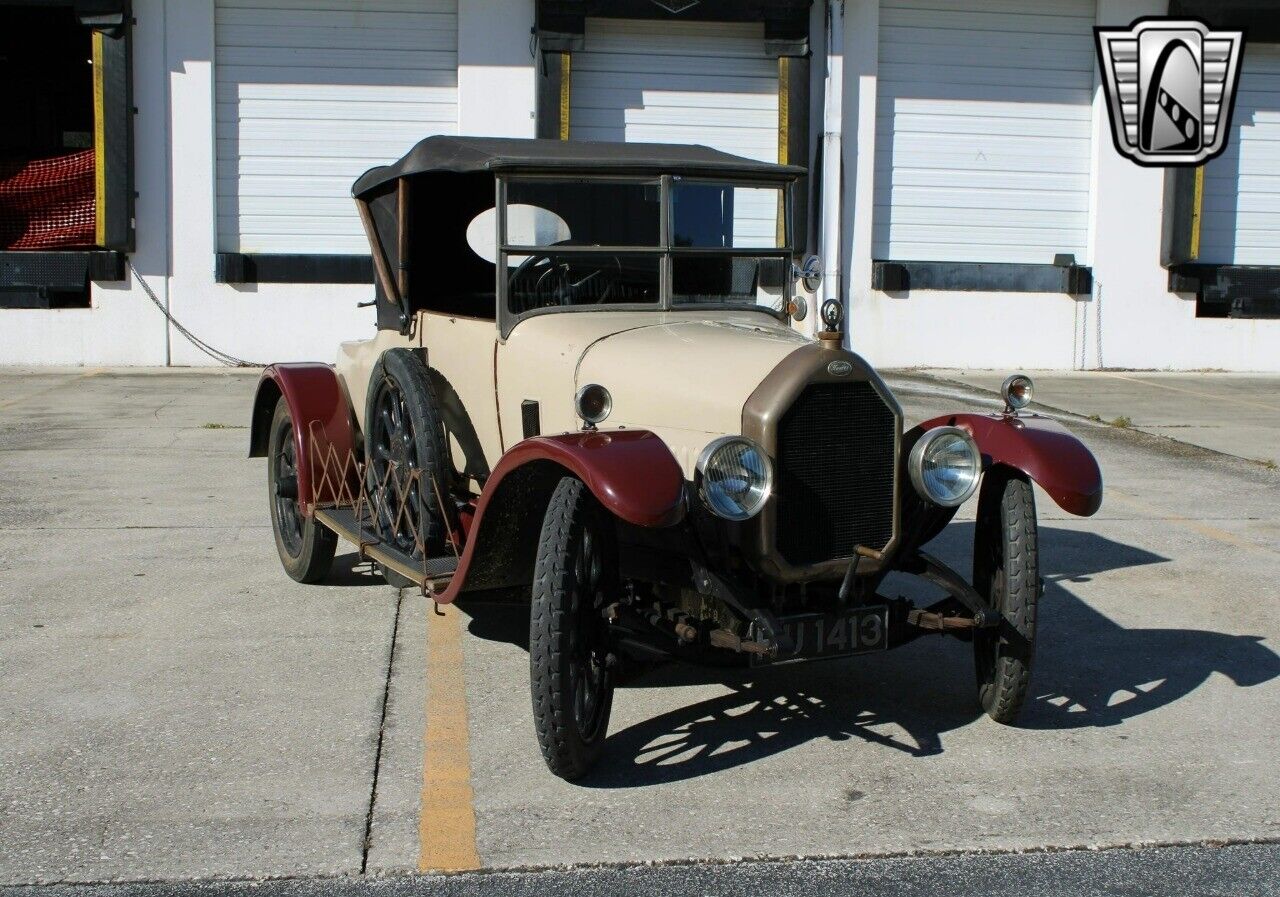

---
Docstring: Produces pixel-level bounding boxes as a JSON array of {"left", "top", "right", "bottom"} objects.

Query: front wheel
[
  {"left": 268, "top": 397, "right": 337, "bottom": 583},
  {"left": 529, "top": 477, "right": 617, "bottom": 781},
  {"left": 972, "top": 470, "right": 1039, "bottom": 723}
]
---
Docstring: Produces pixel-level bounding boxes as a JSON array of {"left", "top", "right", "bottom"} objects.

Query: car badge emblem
[
  {"left": 1095, "top": 18, "right": 1244, "bottom": 167},
  {"left": 827, "top": 360, "right": 852, "bottom": 377}
]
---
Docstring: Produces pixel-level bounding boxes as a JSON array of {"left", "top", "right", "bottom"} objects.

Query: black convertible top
[{"left": 352, "top": 135, "right": 804, "bottom": 198}]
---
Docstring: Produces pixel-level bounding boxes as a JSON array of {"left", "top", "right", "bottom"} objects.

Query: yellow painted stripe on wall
[
  {"left": 777, "top": 56, "right": 790, "bottom": 166},
  {"left": 1189, "top": 164, "right": 1205, "bottom": 260},
  {"left": 418, "top": 607, "right": 481, "bottom": 872},
  {"left": 92, "top": 30, "right": 106, "bottom": 247},
  {"left": 559, "top": 53, "right": 572, "bottom": 141}
]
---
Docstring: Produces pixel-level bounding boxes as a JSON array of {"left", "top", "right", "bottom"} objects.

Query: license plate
[{"left": 753, "top": 605, "right": 889, "bottom": 665}]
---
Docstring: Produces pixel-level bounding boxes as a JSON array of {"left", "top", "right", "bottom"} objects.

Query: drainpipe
[{"left": 818, "top": 0, "right": 844, "bottom": 342}]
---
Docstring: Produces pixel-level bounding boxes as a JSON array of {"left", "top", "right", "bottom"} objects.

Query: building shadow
[{"left": 455, "top": 525, "right": 1280, "bottom": 786}]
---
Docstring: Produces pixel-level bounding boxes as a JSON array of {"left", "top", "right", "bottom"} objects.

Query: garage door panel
[
  {"left": 215, "top": 0, "right": 457, "bottom": 255},
  {"left": 880, "top": 43, "right": 1093, "bottom": 73},
  {"left": 881, "top": 111, "right": 1090, "bottom": 138},
  {"left": 571, "top": 87, "right": 773, "bottom": 112},
  {"left": 875, "top": 241, "right": 1083, "bottom": 265},
  {"left": 879, "top": 24, "right": 1091, "bottom": 54},
  {"left": 216, "top": 22, "right": 455, "bottom": 52},
  {"left": 570, "top": 18, "right": 777, "bottom": 165},
  {"left": 879, "top": 168, "right": 1089, "bottom": 193},
  {"left": 1199, "top": 45, "right": 1280, "bottom": 265},
  {"left": 218, "top": 98, "right": 452, "bottom": 123},
  {"left": 572, "top": 106, "right": 779, "bottom": 130},
  {"left": 881, "top": 4, "right": 1094, "bottom": 37},
  {"left": 217, "top": 47, "right": 454, "bottom": 72},
  {"left": 879, "top": 62, "right": 1092, "bottom": 91},
  {"left": 880, "top": 187, "right": 1090, "bottom": 213},
  {"left": 873, "top": 0, "right": 1093, "bottom": 264},
  {"left": 876, "top": 147, "right": 1093, "bottom": 174}
]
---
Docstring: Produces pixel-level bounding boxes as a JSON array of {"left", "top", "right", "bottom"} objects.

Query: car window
[
  {"left": 507, "top": 252, "right": 660, "bottom": 314},
  {"left": 504, "top": 180, "right": 660, "bottom": 247},
  {"left": 467, "top": 205, "right": 569, "bottom": 265},
  {"left": 671, "top": 182, "right": 784, "bottom": 249}
]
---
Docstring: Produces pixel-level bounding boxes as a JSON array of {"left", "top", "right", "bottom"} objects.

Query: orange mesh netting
[{"left": 0, "top": 150, "right": 96, "bottom": 250}]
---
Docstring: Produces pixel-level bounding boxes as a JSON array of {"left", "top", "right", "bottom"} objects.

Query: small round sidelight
[
  {"left": 1001, "top": 373, "right": 1035, "bottom": 413},
  {"left": 696, "top": 436, "right": 773, "bottom": 521},
  {"left": 908, "top": 426, "right": 982, "bottom": 508},
  {"left": 574, "top": 383, "right": 612, "bottom": 427}
]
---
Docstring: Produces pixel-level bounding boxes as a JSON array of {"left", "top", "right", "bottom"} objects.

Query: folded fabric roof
[{"left": 352, "top": 135, "right": 804, "bottom": 198}]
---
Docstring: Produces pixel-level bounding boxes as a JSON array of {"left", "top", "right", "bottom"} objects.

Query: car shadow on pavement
[
  {"left": 324, "top": 552, "right": 390, "bottom": 587},
  {"left": 456, "top": 527, "right": 1280, "bottom": 787}
]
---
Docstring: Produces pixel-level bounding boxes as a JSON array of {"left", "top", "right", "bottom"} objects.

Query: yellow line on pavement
[
  {"left": 0, "top": 369, "right": 104, "bottom": 411},
  {"left": 1102, "top": 372, "right": 1280, "bottom": 413},
  {"left": 418, "top": 605, "right": 480, "bottom": 872},
  {"left": 1108, "top": 488, "right": 1275, "bottom": 556}
]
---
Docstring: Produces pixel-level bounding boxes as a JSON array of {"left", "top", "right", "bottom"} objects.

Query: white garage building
[{"left": 1, "top": 0, "right": 1277, "bottom": 370}]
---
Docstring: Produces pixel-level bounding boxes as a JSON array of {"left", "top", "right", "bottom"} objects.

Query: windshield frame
[{"left": 495, "top": 173, "right": 794, "bottom": 338}]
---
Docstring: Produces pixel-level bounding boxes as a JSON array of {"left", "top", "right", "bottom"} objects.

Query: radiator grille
[{"left": 775, "top": 382, "right": 897, "bottom": 567}]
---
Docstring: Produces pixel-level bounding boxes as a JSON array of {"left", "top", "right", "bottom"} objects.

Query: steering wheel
[{"left": 510, "top": 245, "right": 624, "bottom": 312}]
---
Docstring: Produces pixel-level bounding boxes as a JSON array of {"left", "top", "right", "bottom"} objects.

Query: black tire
[
  {"left": 268, "top": 397, "right": 338, "bottom": 583},
  {"left": 364, "top": 349, "right": 451, "bottom": 587},
  {"left": 973, "top": 470, "right": 1039, "bottom": 724},
  {"left": 530, "top": 477, "right": 616, "bottom": 781}
]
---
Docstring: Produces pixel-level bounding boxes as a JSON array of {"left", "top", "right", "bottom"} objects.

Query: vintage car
[{"left": 250, "top": 136, "right": 1103, "bottom": 780}]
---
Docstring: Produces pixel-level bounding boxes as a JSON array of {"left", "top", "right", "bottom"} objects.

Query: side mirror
[{"left": 794, "top": 254, "right": 822, "bottom": 293}]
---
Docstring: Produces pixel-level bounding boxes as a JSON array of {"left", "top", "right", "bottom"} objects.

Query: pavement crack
[{"left": 360, "top": 586, "right": 405, "bottom": 875}]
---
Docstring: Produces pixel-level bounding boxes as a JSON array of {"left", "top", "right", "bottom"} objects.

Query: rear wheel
[
  {"left": 268, "top": 397, "right": 337, "bottom": 583},
  {"left": 364, "top": 349, "right": 451, "bottom": 588},
  {"left": 973, "top": 470, "right": 1039, "bottom": 723},
  {"left": 530, "top": 477, "right": 616, "bottom": 781}
]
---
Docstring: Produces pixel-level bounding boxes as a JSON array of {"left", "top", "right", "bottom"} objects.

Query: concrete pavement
[{"left": 1, "top": 367, "right": 1277, "bottom": 886}]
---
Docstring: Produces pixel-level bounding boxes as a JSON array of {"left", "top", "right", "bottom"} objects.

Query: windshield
[{"left": 494, "top": 176, "right": 791, "bottom": 321}]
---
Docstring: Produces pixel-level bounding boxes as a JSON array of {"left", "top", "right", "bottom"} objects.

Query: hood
[{"left": 574, "top": 317, "right": 809, "bottom": 437}]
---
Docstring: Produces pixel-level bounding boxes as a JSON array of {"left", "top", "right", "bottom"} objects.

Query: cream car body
[{"left": 337, "top": 306, "right": 812, "bottom": 483}]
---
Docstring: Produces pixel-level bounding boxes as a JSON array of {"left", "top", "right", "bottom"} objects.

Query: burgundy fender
[
  {"left": 433, "top": 429, "right": 685, "bottom": 604},
  {"left": 914, "top": 413, "right": 1103, "bottom": 517},
  {"left": 249, "top": 363, "right": 357, "bottom": 515}
]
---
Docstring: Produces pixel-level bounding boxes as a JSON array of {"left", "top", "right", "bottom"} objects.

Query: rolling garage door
[
  {"left": 569, "top": 18, "right": 779, "bottom": 165},
  {"left": 215, "top": 0, "right": 458, "bottom": 255},
  {"left": 873, "top": 0, "right": 1096, "bottom": 265},
  {"left": 1199, "top": 44, "right": 1280, "bottom": 265}
]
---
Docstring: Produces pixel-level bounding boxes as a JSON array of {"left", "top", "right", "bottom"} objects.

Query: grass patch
[
  {"left": 201, "top": 422, "right": 245, "bottom": 430},
  {"left": 1109, "top": 416, "right": 1133, "bottom": 429},
  {"left": 1257, "top": 458, "right": 1278, "bottom": 471},
  {"left": 1088, "top": 414, "right": 1103, "bottom": 423}
]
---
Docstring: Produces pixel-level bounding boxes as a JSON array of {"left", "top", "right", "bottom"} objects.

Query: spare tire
[{"left": 364, "top": 348, "right": 452, "bottom": 585}]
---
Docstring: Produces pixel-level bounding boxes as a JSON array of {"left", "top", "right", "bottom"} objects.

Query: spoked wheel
[
  {"left": 973, "top": 469, "right": 1040, "bottom": 723},
  {"left": 267, "top": 397, "right": 337, "bottom": 583},
  {"left": 530, "top": 477, "right": 616, "bottom": 781},
  {"left": 364, "top": 349, "right": 450, "bottom": 588}
]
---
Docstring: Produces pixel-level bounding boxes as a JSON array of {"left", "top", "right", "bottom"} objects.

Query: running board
[{"left": 313, "top": 507, "right": 459, "bottom": 591}]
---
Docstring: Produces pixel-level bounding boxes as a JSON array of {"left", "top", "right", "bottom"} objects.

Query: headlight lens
[
  {"left": 697, "top": 436, "right": 772, "bottom": 521},
  {"left": 909, "top": 426, "right": 981, "bottom": 507},
  {"left": 1001, "top": 373, "right": 1034, "bottom": 411},
  {"left": 574, "top": 383, "right": 612, "bottom": 425}
]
